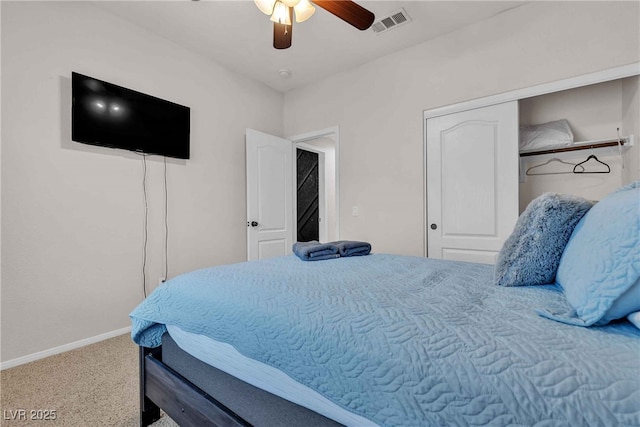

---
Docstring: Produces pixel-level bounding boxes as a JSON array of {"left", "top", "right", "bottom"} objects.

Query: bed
[{"left": 131, "top": 183, "right": 640, "bottom": 427}]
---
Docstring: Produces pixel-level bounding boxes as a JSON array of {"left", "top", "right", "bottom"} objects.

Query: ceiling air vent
[{"left": 371, "top": 8, "right": 411, "bottom": 34}]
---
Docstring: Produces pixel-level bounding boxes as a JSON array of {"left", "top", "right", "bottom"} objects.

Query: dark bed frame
[
  {"left": 139, "top": 335, "right": 343, "bottom": 427},
  {"left": 140, "top": 346, "right": 249, "bottom": 427}
]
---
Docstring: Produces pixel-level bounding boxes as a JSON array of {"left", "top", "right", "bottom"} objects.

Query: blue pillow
[
  {"left": 553, "top": 181, "right": 640, "bottom": 326},
  {"left": 495, "top": 192, "right": 593, "bottom": 287}
]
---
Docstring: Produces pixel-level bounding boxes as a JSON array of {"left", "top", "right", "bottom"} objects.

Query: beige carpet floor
[{"left": 0, "top": 334, "right": 177, "bottom": 426}]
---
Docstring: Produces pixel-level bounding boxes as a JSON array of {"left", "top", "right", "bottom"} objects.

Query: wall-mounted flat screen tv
[{"left": 72, "top": 72, "right": 190, "bottom": 159}]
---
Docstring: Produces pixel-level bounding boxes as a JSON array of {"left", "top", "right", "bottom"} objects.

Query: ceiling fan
[{"left": 254, "top": 0, "right": 375, "bottom": 49}]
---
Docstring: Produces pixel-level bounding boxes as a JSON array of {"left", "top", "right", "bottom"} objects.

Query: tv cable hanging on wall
[{"left": 140, "top": 153, "right": 170, "bottom": 299}]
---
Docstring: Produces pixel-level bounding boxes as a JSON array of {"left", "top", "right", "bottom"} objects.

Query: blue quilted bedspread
[{"left": 131, "top": 254, "right": 640, "bottom": 426}]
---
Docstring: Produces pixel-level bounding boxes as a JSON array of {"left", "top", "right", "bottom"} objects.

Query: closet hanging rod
[{"left": 519, "top": 139, "right": 626, "bottom": 157}]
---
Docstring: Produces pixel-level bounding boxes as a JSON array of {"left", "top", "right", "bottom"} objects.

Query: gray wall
[
  {"left": 1, "top": 1, "right": 283, "bottom": 362},
  {"left": 284, "top": 1, "right": 640, "bottom": 256}
]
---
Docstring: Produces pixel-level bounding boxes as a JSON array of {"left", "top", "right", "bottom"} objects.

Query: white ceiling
[{"left": 95, "top": 1, "right": 526, "bottom": 93}]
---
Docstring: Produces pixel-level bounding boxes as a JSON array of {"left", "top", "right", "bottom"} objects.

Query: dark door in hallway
[{"left": 296, "top": 148, "right": 319, "bottom": 242}]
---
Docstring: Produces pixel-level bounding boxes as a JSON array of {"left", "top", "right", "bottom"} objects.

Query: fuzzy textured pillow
[{"left": 495, "top": 193, "right": 593, "bottom": 287}]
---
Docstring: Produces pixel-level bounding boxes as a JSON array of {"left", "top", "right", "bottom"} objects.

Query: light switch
[{"left": 352, "top": 206, "right": 359, "bottom": 217}]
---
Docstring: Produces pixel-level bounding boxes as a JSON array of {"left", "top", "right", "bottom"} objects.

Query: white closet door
[{"left": 426, "top": 101, "right": 519, "bottom": 264}]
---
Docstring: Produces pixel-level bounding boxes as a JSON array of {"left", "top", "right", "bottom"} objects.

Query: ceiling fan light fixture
[
  {"left": 254, "top": 0, "right": 276, "bottom": 15},
  {"left": 270, "top": 1, "right": 292, "bottom": 25},
  {"left": 264, "top": 0, "right": 374, "bottom": 50},
  {"left": 281, "top": 0, "right": 301, "bottom": 7},
  {"left": 294, "top": 0, "right": 315, "bottom": 23}
]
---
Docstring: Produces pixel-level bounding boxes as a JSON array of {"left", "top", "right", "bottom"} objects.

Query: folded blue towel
[
  {"left": 329, "top": 240, "right": 372, "bottom": 257},
  {"left": 293, "top": 241, "right": 340, "bottom": 261}
]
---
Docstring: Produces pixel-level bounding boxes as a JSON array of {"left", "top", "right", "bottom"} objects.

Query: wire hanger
[
  {"left": 573, "top": 154, "right": 610, "bottom": 174},
  {"left": 526, "top": 158, "right": 584, "bottom": 176}
]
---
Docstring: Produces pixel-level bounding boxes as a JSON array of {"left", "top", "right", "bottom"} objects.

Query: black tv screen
[{"left": 72, "top": 72, "right": 190, "bottom": 159}]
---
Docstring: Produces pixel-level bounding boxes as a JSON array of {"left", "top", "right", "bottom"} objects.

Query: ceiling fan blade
[
  {"left": 273, "top": 7, "right": 293, "bottom": 49},
  {"left": 312, "top": 0, "right": 375, "bottom": 31}
]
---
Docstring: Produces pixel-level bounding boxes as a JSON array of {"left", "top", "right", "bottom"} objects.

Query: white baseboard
[{"left": 0, "top": 326, "right": 132, "bottom": 370}]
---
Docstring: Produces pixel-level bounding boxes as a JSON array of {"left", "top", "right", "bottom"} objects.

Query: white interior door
[
  {"left": 426, "top": 101, "right": 519, "bottom": 264},
  {"left": 246, "top": 129, "right": 293, "bottom": 261}
]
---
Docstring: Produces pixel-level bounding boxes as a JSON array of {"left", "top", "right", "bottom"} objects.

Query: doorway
[
  {"left": 245, "top": 127, "right": 339, "bottom": 261},
  {"left": 290, "top": 127, "right": 339, "bottom": 244},
  {"left": 296, "top": 148, "right": 321, "bottom": 242}
]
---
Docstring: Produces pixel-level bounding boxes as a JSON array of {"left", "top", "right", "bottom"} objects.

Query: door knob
[
  {"left": 430, "top": 223, "right": 437, "bottom": 230},
  {"left": 250, "top": 221, "right": 259, "bottom": 227}
]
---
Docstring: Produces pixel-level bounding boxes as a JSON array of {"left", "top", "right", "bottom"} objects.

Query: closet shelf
[{"left": 519, "top": 135, "right": 634, "bottom": 157}]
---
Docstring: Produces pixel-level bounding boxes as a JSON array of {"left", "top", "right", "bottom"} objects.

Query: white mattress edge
[{"left": 166, "top": 325, "right": 377, "bottom": 427}]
